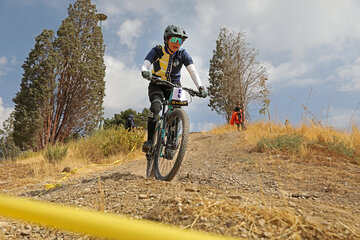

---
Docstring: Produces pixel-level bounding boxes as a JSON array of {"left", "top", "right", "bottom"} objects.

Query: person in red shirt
[{"left": 230, "top": 102, "right": 245, "bottom": 130}]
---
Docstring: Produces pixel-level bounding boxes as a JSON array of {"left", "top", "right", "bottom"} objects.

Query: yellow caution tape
[{"left": 0, "top": 194, "right": 240, "bottom": 240}]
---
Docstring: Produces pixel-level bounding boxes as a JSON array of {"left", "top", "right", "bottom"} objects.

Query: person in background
[
  {"left": 126, "top": 114, "right": 135, "bottom": 132},
  {"left": 230, "top": 102, "right": 245, "bottom": 130}
]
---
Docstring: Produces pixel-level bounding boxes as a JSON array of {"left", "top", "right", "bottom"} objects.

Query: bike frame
[{"left": 155, "top": 89, "right": 176, "bottom": 159}]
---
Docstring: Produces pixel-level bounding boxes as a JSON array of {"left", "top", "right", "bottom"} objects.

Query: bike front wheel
[
  {"left": 146, "top": 120, "right": 162, "bottom": 178},
  {"left": 154, "top": 109, "right": 189, "bottom": 181}
]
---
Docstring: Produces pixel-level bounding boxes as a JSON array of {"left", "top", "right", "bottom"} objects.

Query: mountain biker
[{"left": 141, "top": 25, "right": 207, "bottom": 152}]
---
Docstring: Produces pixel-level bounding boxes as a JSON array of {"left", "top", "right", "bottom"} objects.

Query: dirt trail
[{"left": 1, "top": 131, "right": 360, "bottom": 239}]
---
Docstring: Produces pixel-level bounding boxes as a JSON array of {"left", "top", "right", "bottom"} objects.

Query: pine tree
[
  {"left": 12, "top": 0, "right": 105, "bottom": 150},
  {"left": 47, "top": 0, "right": 105, "bottom": 144},
  {"left": 13, "top": 29, "right": 56, "bottom": 150},
  {"left": 208, "top": 28, "right": 270, "bottom": 122}
]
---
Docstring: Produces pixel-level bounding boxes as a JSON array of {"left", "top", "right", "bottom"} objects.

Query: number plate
[{"left": 170, "top": 87, "right": 188, "bottom": 106}]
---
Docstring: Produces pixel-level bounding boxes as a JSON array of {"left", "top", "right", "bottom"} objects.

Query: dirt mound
[{"left": 1, "top": 131, "right": 360, "bottom": 239}]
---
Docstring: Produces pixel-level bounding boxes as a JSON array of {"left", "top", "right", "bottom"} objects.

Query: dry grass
[
  {"left": 1, "top": 128, "right": 145, "bottom": 189},
  {"left": 183, "top": 198, "right": 348, "bottom": 239},
  {"left": 204, "top": 122, "right": 360, "bottom": 239},
  {"left": 152, "top": 195, "right": 358, "bottom": 239},
  {"left": 244, "top": 121, "right": 360, "bottom": 148},
  {"left": 209, "top": 124, "right": 241, "bottom": 134},
  {"left": 211, "top": 122, "right": 360, "bottom": 164}
]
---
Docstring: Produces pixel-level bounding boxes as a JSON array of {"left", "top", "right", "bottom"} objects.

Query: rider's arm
[
  {"left": 181, "top": 49, "right": 204, "bottom": 90},
  {"left": 141, "top": 60, "right": 151, "bottom": 71},
  {"left": 186, "top": 64, "right": 202, "bottom": 89},
  {"left": 141, "top": 46, "right": 160, "bottom": 72}
]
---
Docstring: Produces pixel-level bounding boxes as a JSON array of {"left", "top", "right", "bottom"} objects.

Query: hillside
[{"left": 0, "top": 130, "right": 359, "bottom": 239}]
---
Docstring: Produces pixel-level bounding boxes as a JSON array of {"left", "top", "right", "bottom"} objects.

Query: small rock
[
  {"left": 138, "top": 194, "right": 148, "bottom": 199},
  {"left": 149, "top": 194, "right": 157, "bottom": 199},
  {"left": 225, "top": 221, "right": 235, "bottom": 227},
  {"left": 20, "top": 230, "right": 31, "bottom": 236},
  {"left": 0, "top": 222, "right": 9, "bottom": 229},
  {"left": 182, "top": 215, "right": 189, "bottom": 220},
  {"left": 228, "top": 195, "right": 242, "bottom": 200},
  {"left": 258, "top": 218, "right": 266, "bottom": 226},
  {"left": 185, "top": 187, "right": 199, "bottom": 192},
  {"left": 263, "top": 231, "right": 272, "bottom": 237},
  {"left": 62, "top": 167, "right": 71, "bottom": 173}
]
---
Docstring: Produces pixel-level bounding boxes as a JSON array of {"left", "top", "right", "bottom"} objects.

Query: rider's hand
[
  {"left": 142, "top": 71, "right": 152, "bottom": 80},
  {"left": 198, "top": 86, "right": 208, "bottom": 98}
]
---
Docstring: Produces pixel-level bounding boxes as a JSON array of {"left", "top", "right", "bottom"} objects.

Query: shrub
[
  {"left": 43, "top": 144, "right": 68, "bottom": 164},
  {"left": 17, "top": 150, "right": 38, "bottom": 160},
  {"left": 324, "top": 139, "right": 360, "bottom": 163},
  {"left": 74, "top": 126, "right": 145, "bottom": 163},
  {"left": 254, "top": 134, "right": 305, "bottom": 153}
]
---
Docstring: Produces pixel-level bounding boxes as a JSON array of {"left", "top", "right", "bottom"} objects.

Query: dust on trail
[{"left": 1, "top": 131, "right": 360, "bottom": 239}]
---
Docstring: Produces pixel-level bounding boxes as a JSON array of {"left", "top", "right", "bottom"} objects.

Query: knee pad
[
  {"left": 149, "top": 99, "right": 162, "bottom": 120},
  {"left": 150, "top": 99, "right": 162, "bottom": 115}
]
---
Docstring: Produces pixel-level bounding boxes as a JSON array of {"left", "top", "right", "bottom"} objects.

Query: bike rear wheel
[{"left": 154, "top": 109, "right": 189, "bottom": 181}]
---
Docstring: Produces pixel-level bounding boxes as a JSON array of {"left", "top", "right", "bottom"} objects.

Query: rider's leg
[
  {"left": 147, "top": 98, "right": 162, "bottom": 140},
  {"left": 143, "top": 84, "right": 164, "bottom": 152}
]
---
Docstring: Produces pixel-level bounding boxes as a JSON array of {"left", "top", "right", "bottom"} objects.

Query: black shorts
[{"left": 148, "top": 82, "right": 173, "bottom": 103}]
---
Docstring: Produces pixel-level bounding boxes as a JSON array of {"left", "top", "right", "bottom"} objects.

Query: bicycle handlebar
[{"left": 145, "top": 76, "right": 204, "bottom": 98}]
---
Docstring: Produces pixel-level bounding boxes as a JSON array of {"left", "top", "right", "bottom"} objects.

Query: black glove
[
  {"left": 198, "top": 86, "right": 208, "bottom": 98},
  {"left": 141, "top": 71, "right": 152, "bottom": 80}
]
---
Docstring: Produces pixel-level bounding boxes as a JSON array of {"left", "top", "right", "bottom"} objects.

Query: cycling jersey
[{"left": 144, "top": 45, "right": 193, "bottom": 83}]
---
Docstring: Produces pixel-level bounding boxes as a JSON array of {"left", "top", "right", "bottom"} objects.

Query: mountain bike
[{"left": 145, "top": 76, "right": 205, "bottom": 181}]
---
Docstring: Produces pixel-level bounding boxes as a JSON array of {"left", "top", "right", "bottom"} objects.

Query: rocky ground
[{"left": 1, "top": 131, "right": 360, "bottom": 239}]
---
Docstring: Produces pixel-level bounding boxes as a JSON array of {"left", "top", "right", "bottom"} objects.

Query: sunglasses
[{"left": 169, "top": 37, "right": 184, "bottom": 44}]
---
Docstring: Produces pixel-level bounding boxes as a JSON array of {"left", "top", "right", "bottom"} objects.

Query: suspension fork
[{"left": 158, "top": 102, "right": 169, "bottom": 144}]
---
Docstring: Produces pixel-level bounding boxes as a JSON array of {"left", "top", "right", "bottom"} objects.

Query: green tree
[
  {"left": 13, "top": 30, "right": 56, "bottom": 150},
  {"left": 208, "top": 28, "right": 270, "bottom": 122},
  {"left": 0, "top": 113, "right": 20, "bottom": 160},
  {"left": 12, "top": 0, "right": 105, "bottom": 151},
  {"left": 104, "top": 108, "right": 149, "bottom": 130}
]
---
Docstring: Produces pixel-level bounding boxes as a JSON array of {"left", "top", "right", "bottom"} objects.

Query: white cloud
[
  {"left": 116, "top": 19, "right": 143, "bottom": 49},
  {"left": 233, "top": 0, "right": 360, "bottom": 55},
  {"left": 0, "top": 56, "right": 7, "bottom": 76},
  {"left": 95, "top": 0, "right": 162, "bottom": 16},
  {"left": 0, "top": 97, "right": 13, "bottom": 130},
  {"left": 193, "top": 2, "right": 220, "bottom": 38},
  {"left": 326, "top": 106, "right": 360, "bottom": 130},
  {"left": 0, "top": 56, "right": 6, "bottom": 65},
  {"left": 196, "top": 121, "right": 217, "bottom": 132},
  {"left": 268, "top": 62, "right": 311, "bottom": 83},
  {"left": 336, "top": 57, "right": 360, "bottom": 91},
  {"left": 103, "top": 55, "right": 148, "bottom": 118}
]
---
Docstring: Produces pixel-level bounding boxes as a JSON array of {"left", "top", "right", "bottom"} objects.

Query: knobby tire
[
  {"left": 146, "top": 122, "right": 161, "bottom": 178},
  {"left": 154, "top": 109, "right": 189, "bottom": 181}
]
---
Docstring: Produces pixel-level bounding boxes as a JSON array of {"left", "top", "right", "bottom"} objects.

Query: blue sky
[{"left": 1, "top": 0, "right": 360, "bottom": 132}]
